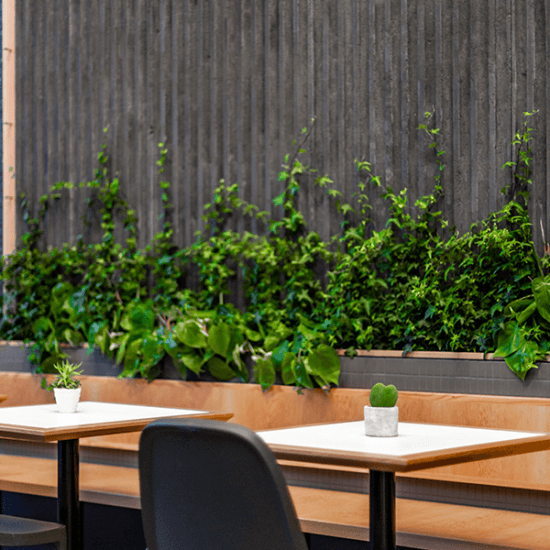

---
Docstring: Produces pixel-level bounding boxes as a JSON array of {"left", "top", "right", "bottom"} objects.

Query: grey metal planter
[
  {"left": 1, "top": 343, "right": 549, "bottom": 398},
  {"left": 337, "top": 350, "right": 550, "bottom": 398}
]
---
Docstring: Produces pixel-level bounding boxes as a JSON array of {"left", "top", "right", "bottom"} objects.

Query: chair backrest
[{"left": 139, "top": 418, "right": 309, "bottom": 550}]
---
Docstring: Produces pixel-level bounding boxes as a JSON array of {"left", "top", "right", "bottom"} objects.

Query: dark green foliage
[{"left": 0, "top": 112, "right": 544, "bottom": 384}]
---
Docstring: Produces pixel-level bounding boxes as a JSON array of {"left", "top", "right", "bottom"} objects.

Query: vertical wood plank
[
  {"left": 45, "top": 0, "right": 57, "bottom": 242},
  {"left": 33, "top": 1, "right": 45, "bottom": 248},
  {"left": 134, "top": 0, "right": 146, "bottom": 248},
  {"left": 111, "top": 0, "right": 124, "bottom": 245},
  {"left": 22, "top": 0, "right": 35, "bottom": 237},
  {"left": 8, "top": 0, "right": 550, "bottom": 271},
  {"left": 12, "top": 0, "right": 23, "bottom": 245}
]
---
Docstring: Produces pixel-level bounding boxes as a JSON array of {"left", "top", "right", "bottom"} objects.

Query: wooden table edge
[
  {"left": 266, "top": 434, "right": 550, "bottom": 473},
  {"left": 0, "top": 411, "right": 233, "bottom": 442}
]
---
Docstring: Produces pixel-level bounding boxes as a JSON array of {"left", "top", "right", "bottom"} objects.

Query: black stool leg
[
  {"left": 58, "top": 439, "right": 81, "bottom": 550},
  {"left": 369, "top": 470, "right": 396, "bottom": 550}
]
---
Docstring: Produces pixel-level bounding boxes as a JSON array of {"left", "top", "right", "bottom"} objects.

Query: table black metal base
[
  {"left": 369, "top": 470, "right": 396, "bottom": 550},
  {"left": 58, "top": 439, "right": 81, "bottom": 550}
]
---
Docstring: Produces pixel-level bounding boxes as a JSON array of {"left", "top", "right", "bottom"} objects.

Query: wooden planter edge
[{"left": 336, "top": 349, "right": 550, "bottom": 362}]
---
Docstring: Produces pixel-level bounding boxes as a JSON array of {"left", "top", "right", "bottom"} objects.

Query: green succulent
[{"left": 369, "top": 383, "right": 398, "bottom": 407}]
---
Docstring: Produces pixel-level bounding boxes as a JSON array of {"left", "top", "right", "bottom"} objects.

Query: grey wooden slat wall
[{"left": 14, "top": 0, "right": 550, "bottom": 252}]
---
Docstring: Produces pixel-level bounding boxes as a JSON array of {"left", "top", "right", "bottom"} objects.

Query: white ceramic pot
[
  {"left": 364, "top": 405, "right": 398, "bottom": 437},
  {"left": 54, "top": 387, "right": 81, "bottom": 413}
]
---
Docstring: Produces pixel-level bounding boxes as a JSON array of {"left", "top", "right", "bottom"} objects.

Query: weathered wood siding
[{"left": 14, "top": 0, "right": 550, "bottom": 251}]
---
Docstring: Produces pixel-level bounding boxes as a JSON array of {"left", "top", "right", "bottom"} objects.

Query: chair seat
[{"left": 0, "top": 514, "right": 66, "bottom": 548}]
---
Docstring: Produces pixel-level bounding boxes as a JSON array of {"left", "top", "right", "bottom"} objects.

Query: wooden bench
[
  {"left": 0, "top": 454, "right": 548, "bottom": 549},
  {"left": 2, "top": 372, "right": 550, "bottom": 548}
]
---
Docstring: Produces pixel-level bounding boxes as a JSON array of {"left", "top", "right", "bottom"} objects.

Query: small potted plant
[
  {"left": 42, "top": 360, "right": 83, "bottom": 413},
  {"left": 364, "top": 382, "right": 398, "bottom": 437}
]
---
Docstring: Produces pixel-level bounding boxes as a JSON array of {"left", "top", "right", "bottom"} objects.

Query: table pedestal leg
[
  {"left": 58, "top": 439, "right": 81, "bottom": 550},
  {"left": 369, "top": 470, "right": 396, "bottom": 550}
]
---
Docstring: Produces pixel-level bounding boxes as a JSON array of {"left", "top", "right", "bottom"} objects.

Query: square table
[
  {"left": 0, "top": 401, "right": 233, "bottom": 550},
  {"left": 258, "top": 421, "right": 550, "bottom": 550}
]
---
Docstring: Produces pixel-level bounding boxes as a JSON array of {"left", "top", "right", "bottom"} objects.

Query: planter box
[
  {"left": 338, "top": 350, "right": 550, "bottom": 398},
  {"left": 1, "top": 342, "right": 549, "bottom": 398},
  {"left": 0, "top": 341, "right": 245, "bottom": 381}
]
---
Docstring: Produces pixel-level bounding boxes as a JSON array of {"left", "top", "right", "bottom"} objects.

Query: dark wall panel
[{"left": 14, "top": 0, "right": 550, "bottom": 252}]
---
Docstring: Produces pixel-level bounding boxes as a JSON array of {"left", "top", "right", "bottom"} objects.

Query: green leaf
[
  {"left": 33, "top": 318, "right": 52, "bottom": 336},
  {"left": 264, "top": 334, "right": 283, "bottom": 352},
  {"left": 503, "top": 339, "right": 540, "bottom": 381},
  {"left": 503, "top": 296, "right": 534, "bottom": 317},
  {"left": 533, "top": 277, "right": 550, "bottom": 323},
  {"left": 69, "top": 287, "right": 87, "bottom": 316},
  {"left": 281, "top": 352, "right": 297, "bottom": 385},
  {"left": 174, "top": 320, "right": 207, "bottom": 348},
  {"left": 120, "top": 313, "right": 132, "bottom": 332},
  {"left": 231, "top": 344, "right": 248, "bottom": 383},
  {"left": 163, "top": 333, "right": 191, "bottom": 361},
  {"left": 130, "top": 303, "right": 155, "bottom": 330},
  {"left": 493, "top": 321, "right": 521, "bottom": 358},
  {"left": 244, "top": 328, "right": 261, "bottom": 342},
  {"left": 62, "top": 328, "right": 85, "bottom": 347},
  {"left": 272, "top": 340, "right": 289, "bottom": 367},
  {"left": 88, "top": 321, "right": 107, "bottom": 351},
  {"left": 207, "top": 356, "right": 237, "bottom": 381},
  {"left": 306, "top": 344, "right": 340, "bottom": 386},
  {"left": 208, "top": 323, "right": 231, "bottom": 357},
  {"left": 517, "top": 301, "right": 537, "bottom": 325},
  {"left": 298, "top": 323, "right": 321, "bottom": 341},
  {"left": 115, "top": 333, "right": 131, "bottom": 365},
  {"left": 294, "top": 359, "right": 314, "bottom": 389},
  {"left": 94, "top": 329, "right": 112, "bottom": 358},
  {"left": 40, "top": 353, "right": 68, "bottom": 374},
  {"left": 142, "top": 333, "right": 164, "bottom": 365},
  {"left": 180, "top": 351, "right": 206, "bottom": 375},
  {"left": 253, "top": 356, "right": 276, "bottom": 391}
]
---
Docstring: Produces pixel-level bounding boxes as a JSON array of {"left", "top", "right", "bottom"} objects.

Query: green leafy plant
[
  {"left": 490, "top": 110, "right": 545, "bottom": 379},
  {"left": 369, "top": 383, "right": 398, "bottom": 407},
  {"left": 41, "top": 360, "right": 83, "bottom": 390},
  {"left": 1, "top": 111, "right": 544, "bottom": 387}
]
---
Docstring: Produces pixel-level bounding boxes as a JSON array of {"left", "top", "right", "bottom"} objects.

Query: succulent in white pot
[
  {"left": 42, "top": 360, "right": 83, "bottom": 413},
  {"left": 364, "top": 383, "right": 398, "bottom": 437}
]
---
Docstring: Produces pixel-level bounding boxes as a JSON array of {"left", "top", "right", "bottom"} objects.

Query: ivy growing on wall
[{"left": 0, "top": 112, "right": 545, "bottom": 384}]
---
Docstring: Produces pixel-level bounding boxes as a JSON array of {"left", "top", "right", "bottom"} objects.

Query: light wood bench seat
[
  {"left": 4, "top": 373, "right": 550, "bottom": 491},
  {"left": 3, "top": 372, "right": 550, "bottom": 547},
  {"left": 0, "top": 454, "right": 548, "bottom": 549}
]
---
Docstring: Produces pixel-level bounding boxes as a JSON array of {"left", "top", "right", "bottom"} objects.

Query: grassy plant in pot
[
  {"left": 364, "top": 383, "right": 398, "bottom": 437},
  {"left": 42, "top": 361, "right": 83, "bottom": 413}
]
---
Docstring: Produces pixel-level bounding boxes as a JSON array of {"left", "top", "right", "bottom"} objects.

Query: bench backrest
[{"left": 1, "top": 372, "right": 550, "bottom": 490}]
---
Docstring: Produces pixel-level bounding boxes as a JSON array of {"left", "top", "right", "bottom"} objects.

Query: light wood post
[{"left": 2, "top": 0, "right": 16, "bottom": 256}]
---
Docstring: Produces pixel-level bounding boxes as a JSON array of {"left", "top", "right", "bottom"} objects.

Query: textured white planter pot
[
  {"left": 54, "top": 387, "right": 81, "bottom": 413},
  {"left": 364, "top": 406, "right": 398, "bottom": 437}
]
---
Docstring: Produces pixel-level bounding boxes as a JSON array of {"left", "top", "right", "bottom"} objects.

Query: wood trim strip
[
  {"left": 337, "top": 349, "right": 550, "bottom": 362},
  {"left": 2, "top": 342, "right": 548, "bottom": 361},
  {"left": 2, "top": 0, "right": 16, "bottom": 255}
]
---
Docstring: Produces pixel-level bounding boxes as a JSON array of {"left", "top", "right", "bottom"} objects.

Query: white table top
[
  {"left": 0, "top": 401, "right": 233, "bottom": 441},
  {"left": 258, "top": 421, "right": 550, "bottom": 472}
]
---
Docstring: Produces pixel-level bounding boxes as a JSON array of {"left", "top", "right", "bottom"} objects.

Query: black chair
[
  {"left": 139, "top": 418, "right": 309, "bottom": 550},
  {"left": 0, "top": 514, "right": 66, "bottom": 549}
]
